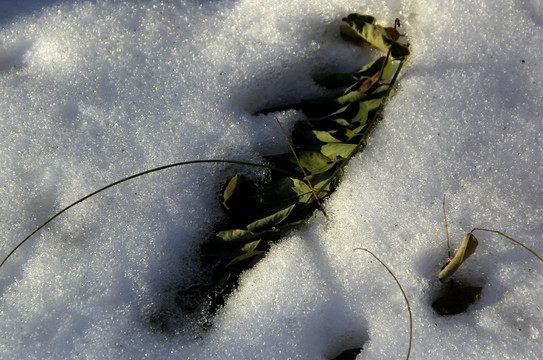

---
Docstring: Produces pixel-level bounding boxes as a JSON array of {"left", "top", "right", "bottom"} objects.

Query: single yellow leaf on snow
[{"left": 438, "top": 233, "right": 478, "bottom": 282}]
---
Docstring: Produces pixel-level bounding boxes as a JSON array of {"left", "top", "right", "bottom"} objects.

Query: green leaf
[
  {"left": 291, "top": 151, "right": 336, "bottom": 175},
  {"left": 238, "top": 178, "right": 314, "bottom": 230},
  {"left": 319, "top": 143, "right": 358, "bottom": 159},
  {"left": 314, "top": 130, "right": 346, "bottom": 143},
  {"left": 341, "top": 13, "right": 410, "bottom": 59},
  {"left": 336, "top": 101, "right": 370, "bottom": 125},
  {"left": 243, "top": 176, "right": 332, "bottom": 232},
  {"left": 359, "top": 98, "right": 383, "bottom": 114},
  {"left": 264, "top": 177, "right": 312, "bottom": 199},
  {"left": 332, "top": 90, "right": 369, "bottom": 108},
  {"left": 222, "top": 174, "right": 239, "bottom": 210},
  {"left": 241, "top": 239, "right": 260, "bottom": 253},
  {"left": 294, "top": 150, "right": 337, "bottom": 175},
  {"left": 331, "top": 100, "right": 368, "bottom": 120},
  {"left": 212, "top": 229, "right": 258, "bottom": 245},
  {"left": 307, "top": 99, "right": 379, "bottom": 132},
  {"left": 245, "top": 204, "right": 298, "bottom": 232},
  {"left": 225, "top": 250, "right": 266, "bottom": 268},
  {"left": 313, "top": 176, "right": 339, "bottom": 197},
  {"left": 266, "top": 151, "right": 336, "bottom": 176},
  {"left": 333, "top": 128, "right": 361, "bottom": 142},
  {"left": 353, "top": 56, "right": 390, "bottom": 78},
  {"left": 375, "top": 55, "right": 393, "bottom": 80},
  {"left": 295, "top": 127, "right": 363, "bottom": 145},
  {"left": 438, "top": 233, "right": 479, "bottom": 282},
  {"left": 294, "top": 130, "right": 346, "bottom": 144},
  {"left": 330, "top": 98, "right": 381, "bottom": 127},
  {"left": 256, "top": 177, "right": 311, "bottom": 210},
  {"left": 224, "top": 240, "right": 266, "bottom": 268}
]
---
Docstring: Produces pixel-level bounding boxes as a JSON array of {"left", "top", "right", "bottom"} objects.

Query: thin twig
[
  {"left": 443, "top": 195, "right": 451, "bottom": 258},
  {"left": 275, "top": 117, "right": 328, "bottom": 217},
  {"left": 354, "top": 248, "right": 413, "bottom": 360},
  {"left": 0, "top": 159, "right": 298, "bottom": 270},
  {"left": 470, "top": 228, "right": 543, "bottom": 262}
]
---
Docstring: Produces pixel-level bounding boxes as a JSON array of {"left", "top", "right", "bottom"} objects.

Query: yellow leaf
[{"left": 438, "top": 233, "right": 478, "bottom": 282}]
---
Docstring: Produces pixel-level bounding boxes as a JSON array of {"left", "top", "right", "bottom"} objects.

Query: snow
[{"left": 0, "top": 0, "right": 542, "bottom": 359}]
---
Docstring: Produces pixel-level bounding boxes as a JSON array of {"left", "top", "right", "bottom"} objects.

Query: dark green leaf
[
  {"left": 212, "top": 229, "right": 259, "bottom": 245},
  {"left": 294, "top": 128, "right": 362, "bottom": 145},
  {"left": 225, "top": 240, "right": 266, "bottom": 267},
  {"left": 225, "top": 250, "right": 265, "bottom": 268},
  {"left": 329, "top": 98, "right": 381, "bottom": 127},
  {"left": 313, "top": 176, "right": 338, "bottom": 197},
  {"left": 320, "top": 143, "right": 358, "bottom": 159},
  {"left": 266, "top": 151, "right": 336, "bottom": 176},
  {"left": 241, "top": 239, "right": 260, "bottom": 253},
  {"left": 331, "top": 90, "right": 369, "bottom": 108},
  {"left": 245, "top": 204, "right": 298, "bottom": 232},
  {"left": 294, "top": 130, "right": 346, "bottom": 144},
  {"left": 263, "top": 177, "right": 311, "bottom": 199}
]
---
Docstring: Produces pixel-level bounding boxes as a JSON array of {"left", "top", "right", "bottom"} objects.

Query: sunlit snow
[{"left": 1, "top": 0, "right": 542, "bottom": 359}]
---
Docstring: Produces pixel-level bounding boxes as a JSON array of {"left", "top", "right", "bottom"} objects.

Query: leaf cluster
[
  {"left": 178, "top": 14, "right": 411, "bottom": 321},
  {"left": 0, "top": 13, "right": 412, "bottom": 336}
]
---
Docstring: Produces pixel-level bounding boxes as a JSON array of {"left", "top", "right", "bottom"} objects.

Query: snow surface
[{"left": 1, "top": 0, "right": 542, "bottom": 358}]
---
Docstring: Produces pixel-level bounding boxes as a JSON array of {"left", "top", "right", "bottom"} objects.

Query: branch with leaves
[
  {"left": 0, "top": 14, "right": 411, "bottom": 334},
  {"left": 180, "top": 14, "right": 411, "bottom": 322}
]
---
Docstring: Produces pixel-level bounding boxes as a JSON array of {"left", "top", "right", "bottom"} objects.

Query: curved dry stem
[
  {"left": 0, "top": 159, "right": 297, "bottom": 270},
  {"left": 470, "top": 228, "right": 543, "bottom": 263},
  {"left": 354, "top": 247, "right": 412, "bottom": 360},
  {"left": 442, "top": 194, "right": 451, "bottom": 258}
]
